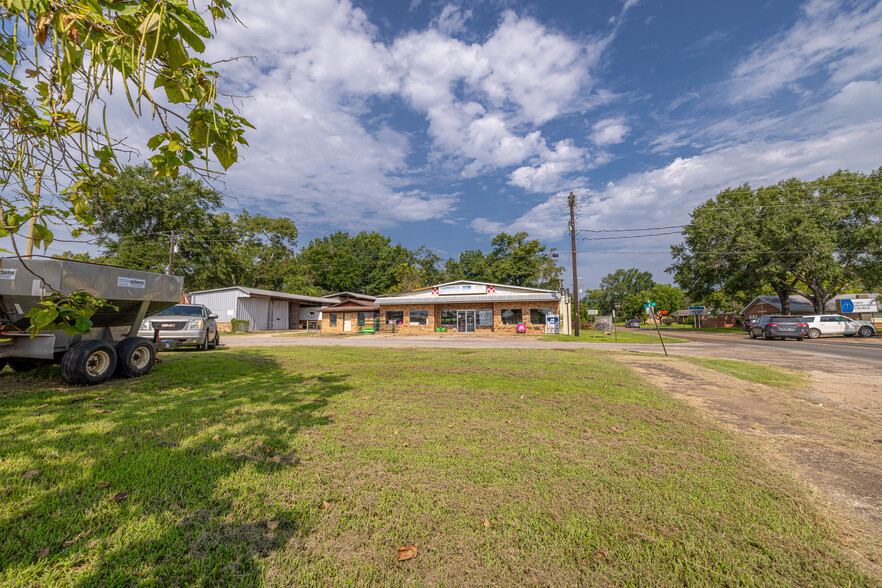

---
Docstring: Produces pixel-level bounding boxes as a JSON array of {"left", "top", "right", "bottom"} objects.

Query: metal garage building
[{"left": 188, "top": 287, "right": 338, "bottom": 332}]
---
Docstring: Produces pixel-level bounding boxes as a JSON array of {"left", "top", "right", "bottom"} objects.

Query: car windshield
[{"left": 154, "top": 305, "right": 204, "bottom": 317}]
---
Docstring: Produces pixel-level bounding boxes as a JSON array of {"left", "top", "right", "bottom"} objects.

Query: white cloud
[
  {"left": 434, "top": 5, "right": 473, "bottom": 36},
  {"left": 195, "top": 1, "right": 611, "bottom": 230},
  {"left": 729, "top": 0, "right": 882, "bottom": 102},
  {"left": 508, "top": 140, "right": 588, "bottom": 192},
  {"left": 591, "top": 117, "right": 629, "bottom": 146}
]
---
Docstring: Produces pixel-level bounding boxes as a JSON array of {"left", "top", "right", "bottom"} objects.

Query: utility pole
[
  {"left": 24, "top": 170, "right": 43, "bottom": 258},
  {"left": 167, "top": 230, "right": 175, "bottom": 275},
  {"left": 568, "top": 191, "right": 580, "bottom": 337}
]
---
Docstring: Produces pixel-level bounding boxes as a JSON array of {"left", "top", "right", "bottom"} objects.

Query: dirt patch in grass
[{"left": 615, "top": 353, "right": 882, "bottom": 579}]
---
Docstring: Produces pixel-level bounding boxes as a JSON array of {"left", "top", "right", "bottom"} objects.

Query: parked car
[
  {"left": 138, "top": 304, "right": 219, "bottom": 350},
  {"left": 625, "top": 319, "right": 641, "bottom": 328},
  {"left": 801, "top": 314, "right": 876, "bottom": 339},
  {"left": 741, "top": 318, "right": 755, "bottom": 331},
  {"left": 749, "top": 315, "right": 809, "bottom": 340}
]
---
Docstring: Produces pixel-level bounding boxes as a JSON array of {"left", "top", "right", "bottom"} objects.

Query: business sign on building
[
  {"left": 839, "top": 298, "right": 878, "bottom": 313},
  {"left": 438, "top": 284, "right": 487, "bottom": 295}
]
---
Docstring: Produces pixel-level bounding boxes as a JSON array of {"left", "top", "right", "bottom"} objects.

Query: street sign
[
  {"left": 587, "top": 309, "right": 599, "bottom": 315},
  {"left": 642, "top": 302, "right": 657, "bottom": 308},
  {"left": 687, "top": 306, "right": 705, "bottom": 310}
]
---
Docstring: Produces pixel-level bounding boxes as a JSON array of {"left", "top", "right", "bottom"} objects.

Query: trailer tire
[
  {"left": 115, "top": 337, "right": 156, "bottom": 378},
  {"left": 61, "top": 340, "right": 117, "bottom": 386},
  {"left": 8, "top": 361, "right": 39, "bottom": 373}
]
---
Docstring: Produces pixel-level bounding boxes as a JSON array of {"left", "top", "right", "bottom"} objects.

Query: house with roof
[
  {"left": 187, "top": 287, "right": 376, "bottom": 332},
  {"left": 319, "top": 280, "right": 571, "bottom": 335}
]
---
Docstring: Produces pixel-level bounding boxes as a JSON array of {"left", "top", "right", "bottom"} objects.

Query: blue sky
[{"left": 12, "top": 0, "right": 882, "bottom": 290}]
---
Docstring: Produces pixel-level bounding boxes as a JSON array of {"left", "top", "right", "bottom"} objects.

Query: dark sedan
[
  {"left": 625, "top": 319, "right": 641, "bottom": 328},
  {"left": 749, "top": 315, "right": 808, "bottom": 341},
  {"left": 741, "top": 318, "right": 755, "bottom": 331}
]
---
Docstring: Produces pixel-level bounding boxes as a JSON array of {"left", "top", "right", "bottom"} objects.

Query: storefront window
[
  {"left": 329, "top": 313, "right": 337, "bottom": 327},
  {"left": 530, "top": 308, "right": 553, "bottom": 324},
  {"left": 409, "top": 310, "right": 428, "bottom": 325},
  {"left": 441, "top": 310, "right": 457, "bottom": 325},
  {"left": 501, "top": 309, "right": 522, "bottom": 325},
  {"left": 477, "top": 309, "right": 493, "bottom": 326},
  {"left": 386, "top": 310, "right": 404, "bottom": 325},
  {"left": 357, "top": 312, "right": 375, "bottom": 326}
]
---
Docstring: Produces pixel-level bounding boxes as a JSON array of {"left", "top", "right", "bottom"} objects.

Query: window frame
[
  {"left": 409, "top": 310, "right": 429, "bottom": 326},
  {"left": 500, "top": 308, "right": 523, "bottom": 325},
  {"left": 529, "top": 308, "right": 554, "bottom": 324},
  {"left": 329, "top": 312, "right": 337, "bottom": 327},
  {"left": 385, "top": 310, "right": 404, "bottom": 325}
]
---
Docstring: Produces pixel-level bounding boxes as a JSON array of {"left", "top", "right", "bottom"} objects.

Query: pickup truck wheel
[
  {"left": 8, "top": 361, "right": 39, "bottom": 373},
  {"left": 209, "top": 332, "right": 219, "bottom": 349},
  {"left": 61, "top": 340, "right": 117, "bottom": 386},
  {"left": 807, "top": 328, "right": 821, "bottom": 339},
  {"left": 115, "top": 337, "right": 156, "bottom": 378},
  {"left": 858, "top": 326, "right": 874, "bottom": 337},
  {"left": 198, "top": 331, "right": 210, "bottom": 351}
]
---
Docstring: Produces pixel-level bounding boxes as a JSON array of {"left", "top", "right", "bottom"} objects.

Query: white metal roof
[
  {"left": 376, "top": 292, "right": 560, "bottom": 305},
  {"left": 188, "top": 286, "right": 335, "bottom": 305}
]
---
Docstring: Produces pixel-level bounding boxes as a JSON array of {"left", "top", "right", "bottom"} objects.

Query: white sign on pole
[
  {"left": 645, "top": 307, "right": 652, "bottom": 315},
  {"left": 587, "top": 309, "right": 599, "bottom": 315},
  {"left": 840, "top": 299, "right": 878, "bottom": 313}
]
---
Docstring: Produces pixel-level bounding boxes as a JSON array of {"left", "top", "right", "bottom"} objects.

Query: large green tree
[
  {"left": 84, "top": 165, "right": 298, "bottom": 292},
  {"left": 297, "top": 231, "right": 414, "bottom": 295},
  {"left": 444, "top": 232, "right": 563, "bottom": 289},
  {"left": 583, "top": 268, "right": 656, "bottom": 315},
  {"left": 672, "top": 169, "right": 882, "bottom": 314}
]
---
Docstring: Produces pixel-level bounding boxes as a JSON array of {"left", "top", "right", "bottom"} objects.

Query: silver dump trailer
[{"left": 0, "top": 257, "right": 183, "bottom": 385}]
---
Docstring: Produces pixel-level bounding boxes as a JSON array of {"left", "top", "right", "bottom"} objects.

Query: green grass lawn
[
  {"left": 678, "top": 356, "right": 809, "bottom": 387},
  {"left": 0, "top": 348, "right": 867, "bottom": 586},
  {"left": 541, "top": 331, "right": 689, "bottom": 343}
]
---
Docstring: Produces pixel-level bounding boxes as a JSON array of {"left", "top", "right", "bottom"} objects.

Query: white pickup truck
[{"left": 801, "top": 314, "right": 876, "bottom": 339}]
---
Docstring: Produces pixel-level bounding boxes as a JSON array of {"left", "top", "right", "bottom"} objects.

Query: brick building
[{"left": 347, "top": 280, "right": 569, "bottom": 335}]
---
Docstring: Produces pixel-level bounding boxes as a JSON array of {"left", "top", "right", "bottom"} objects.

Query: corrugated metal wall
[
  {"left": 271, "top": 299, "right": 288, "bottom": 331},
  {"left": 238, "top": 297, "right": 270, "bottom": 331},
  {"left": 189, "top": 289, "right": 246, "bottom": 321}
]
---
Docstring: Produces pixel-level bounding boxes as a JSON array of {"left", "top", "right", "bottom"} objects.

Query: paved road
[
  {"left": 219, "top": 328, "right": 882, "bottom": 367},
  {"left": 637, "top": 327, "right": 882, "bottom": 366}
]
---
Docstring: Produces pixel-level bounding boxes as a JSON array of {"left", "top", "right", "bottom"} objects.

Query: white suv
[{"left": 801, "top": 315, "right": 876, "bottom": 339}]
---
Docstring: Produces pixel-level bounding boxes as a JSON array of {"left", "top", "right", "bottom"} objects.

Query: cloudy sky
[{"left": 11, "top": 0, "right": 882, "bottom": 289}]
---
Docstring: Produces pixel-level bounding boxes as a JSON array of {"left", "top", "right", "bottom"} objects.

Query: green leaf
[{"left": 212, "top": 142, "right": 237, "bottom": 170}]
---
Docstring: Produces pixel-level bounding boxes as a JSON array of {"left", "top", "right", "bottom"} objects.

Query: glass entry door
[{"left": 457, "top": 310, "right": 476, "bottom": 333}]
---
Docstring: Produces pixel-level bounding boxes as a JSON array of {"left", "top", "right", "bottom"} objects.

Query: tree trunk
[{"left": 773, "top": 283, "right": 792, "bottom": 315}]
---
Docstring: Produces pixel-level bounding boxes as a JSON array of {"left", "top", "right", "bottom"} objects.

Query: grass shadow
[{"left": 0, "top": 350, "right": 349, "bottom": 585}]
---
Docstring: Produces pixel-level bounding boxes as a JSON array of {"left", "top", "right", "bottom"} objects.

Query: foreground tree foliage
[
  {"left": 1, "top": 0, "right": 251, "bottom": 331},
  {"left": 671, "top": 169, "right": 882, "bottom": 314}
]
